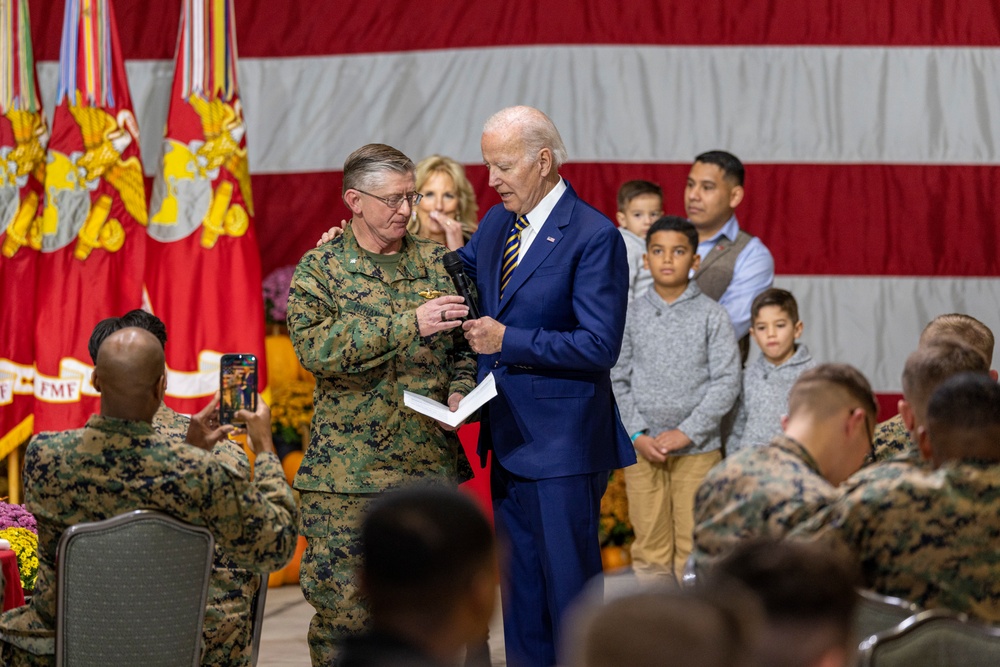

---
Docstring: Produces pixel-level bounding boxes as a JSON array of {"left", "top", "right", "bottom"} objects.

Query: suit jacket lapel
[{"left": 497, "top": 189, "right": 574, "bottom": 318}]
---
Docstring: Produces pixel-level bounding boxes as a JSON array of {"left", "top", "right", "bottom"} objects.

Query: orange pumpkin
[
  {"left": 265, "top": 334, "right": 301, "bottom": 388},
  {"left": 601, "top": 545, "right": 632, "bottom": 572},
  {"left": 268, "top": 535, "right": 308, "bottom": 587}
]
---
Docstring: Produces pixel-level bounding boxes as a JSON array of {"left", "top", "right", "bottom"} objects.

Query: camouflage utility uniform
[
  {"left": 287, "top": 225, "right": 476, "bottom": 664},
  {"left": 692, "top": 434, "right": 836, "bottom": 572},
  {"left": 153, "top": 403, "right": 262, "bottom": 667},
  {"left": 0, "top": 415, "right": 298, "bottom": 666},
  {"left": 791, "top": 459, "right": 1000, "bottom": 622},
  {"left": 869, "top": 413, "right": 921, "bottom": 464}
]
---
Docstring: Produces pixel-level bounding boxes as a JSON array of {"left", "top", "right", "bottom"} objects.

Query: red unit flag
[
  {"left": 0, "top": 0, "right": 46, "bottom": 456},
  {"left": 33, "top": 0, "right": 147, "bottom": 431},
  {"left": 146, "top": 0, "right": 266, "bottom": 414}
]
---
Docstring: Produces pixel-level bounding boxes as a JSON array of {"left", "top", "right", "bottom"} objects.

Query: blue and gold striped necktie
[{"left": 500, "top": 215, "right": 529, "bottom": 300}]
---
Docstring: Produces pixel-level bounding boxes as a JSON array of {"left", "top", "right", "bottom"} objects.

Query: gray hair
[
  {"left": 483, "top": 106, "right": 568, "bottom": 168},
  {"left": 343, "top": 144, "right": 415, "bottom": 195}
]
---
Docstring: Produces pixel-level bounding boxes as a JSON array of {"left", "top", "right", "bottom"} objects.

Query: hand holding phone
[{"left": 220, "top": 354, "right": 258, "bottom": 425}]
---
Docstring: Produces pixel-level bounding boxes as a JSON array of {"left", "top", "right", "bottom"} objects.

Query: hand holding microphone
[{"left": 443, "top": 251, "right": 480, "bottom": 320}]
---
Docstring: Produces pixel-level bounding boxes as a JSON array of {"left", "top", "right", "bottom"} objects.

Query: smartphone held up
[{"left": 220, "top": 353, "right": 258, "bottom": 424}]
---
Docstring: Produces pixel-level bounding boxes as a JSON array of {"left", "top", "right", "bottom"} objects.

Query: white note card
[{"left": 403, "top": 372, "right": 497, "bottom": 427}]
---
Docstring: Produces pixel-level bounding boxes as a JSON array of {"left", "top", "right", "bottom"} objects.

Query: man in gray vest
[{"left": 686, "top": 151, "right": 774, "bottom": 358}]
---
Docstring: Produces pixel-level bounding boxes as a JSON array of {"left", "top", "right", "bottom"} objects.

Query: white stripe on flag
[
  {"left": 774, "top": 276, "right": 1000, "bottom": 393},
  {"left": 35, "top": 45, "right": 1000, "bottom": 174}
]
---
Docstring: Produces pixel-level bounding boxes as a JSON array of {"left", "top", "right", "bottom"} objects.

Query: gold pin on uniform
[{"left": 418, "top": 290, "right": 443, "bottom": 299}]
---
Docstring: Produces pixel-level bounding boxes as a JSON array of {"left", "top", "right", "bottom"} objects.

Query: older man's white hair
[{"left": 483, "top": 106, "right": 569, "bottom": 168}]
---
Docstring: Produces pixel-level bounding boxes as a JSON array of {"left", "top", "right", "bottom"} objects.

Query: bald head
[{"left": 93, "top": 327, "right": 166, "bottom": 423}]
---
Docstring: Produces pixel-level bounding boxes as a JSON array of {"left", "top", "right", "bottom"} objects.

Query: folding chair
[
  {"left": 248, "top": 573, "right": 268, "bottom": 666},
  {"left": 858, "top": 607, "right": 1000, "bottom": 667},
  {"left": 55, "top": 509, "right": 214, "bottom": 667},
  {"left": 854, "top": 588, "right": 921, "bottom": 645}
]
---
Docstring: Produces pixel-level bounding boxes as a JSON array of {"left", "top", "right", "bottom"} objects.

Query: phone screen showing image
[{"left": 220, "top": 354, "right": 258, "bottom": 424}]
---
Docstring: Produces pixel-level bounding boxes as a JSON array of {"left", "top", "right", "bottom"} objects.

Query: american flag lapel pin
[{"left": 546, "top": 236, "right": 555, "bottom": 242}]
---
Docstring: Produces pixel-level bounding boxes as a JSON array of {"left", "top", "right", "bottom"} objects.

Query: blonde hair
[
  {"left": 920, "top": 313, "right": 995, "bottom": 365},
  {"left": 408, "top": 155, "right": 479, "bottom": 238}
]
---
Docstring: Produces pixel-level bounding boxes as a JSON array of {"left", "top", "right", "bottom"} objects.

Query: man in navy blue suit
[{"left": 459, "top": 106, "right": 636, "bottom": 667}]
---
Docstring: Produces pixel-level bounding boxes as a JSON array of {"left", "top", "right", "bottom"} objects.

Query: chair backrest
[
  {"left": 56, "top": 509, "right": 214, "bottom": 667},
  {"left": 248, "top": 574, "right": 267, "bottom": 667},
  {"left": 858, "top": 608, "right": 1000, "bottom": 667},
  {"left": 854, "top": 588, "right": 921, "bottom": 645}
]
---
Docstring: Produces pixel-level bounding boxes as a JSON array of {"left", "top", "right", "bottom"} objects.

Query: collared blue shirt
[{"left": 695, "top": 215, "right": 775, "bottom": 339}]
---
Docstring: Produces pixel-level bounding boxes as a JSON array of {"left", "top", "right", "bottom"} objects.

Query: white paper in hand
[{"left": 403, "top": 372, "right": 497, "bottom": 427}]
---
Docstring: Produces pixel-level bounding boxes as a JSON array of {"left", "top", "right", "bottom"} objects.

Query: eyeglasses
[{"left": 355, "top": 188, "right": 423, "bottom": 210}]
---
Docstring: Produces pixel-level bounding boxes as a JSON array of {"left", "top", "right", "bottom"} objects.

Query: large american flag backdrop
[{"left": 24, "top": 0, "right": 1000, "bottom": 417}]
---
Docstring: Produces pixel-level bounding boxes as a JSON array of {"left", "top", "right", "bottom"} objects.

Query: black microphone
[{"left": 442, "top": 251, "right": 480, "bottom": 320}]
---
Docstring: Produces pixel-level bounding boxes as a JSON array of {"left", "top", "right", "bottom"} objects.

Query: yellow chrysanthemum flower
[{"left": 0, "top": 527, "right": 39, "bottom": 591}]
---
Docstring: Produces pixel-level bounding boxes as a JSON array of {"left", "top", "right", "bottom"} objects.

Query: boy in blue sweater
[{"left": 611, "top": 216, "right": 741, "bottom": 583}]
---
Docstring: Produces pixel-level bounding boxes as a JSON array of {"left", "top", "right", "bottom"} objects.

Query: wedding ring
[{"left": 441, "top": 310, "right": 447, "bottom": 322}]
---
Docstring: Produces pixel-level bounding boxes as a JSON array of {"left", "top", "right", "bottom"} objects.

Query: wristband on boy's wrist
[{"left": 631, "top": 430, "right": 646, "bottom": 443}]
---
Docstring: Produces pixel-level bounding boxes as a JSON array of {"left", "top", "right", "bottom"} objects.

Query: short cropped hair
[
  {"left": 709, "top": 540, "right": 860, "bottom": 667},
  {"left": 343, "top": 144, "right": 415, "bottom": 195},
  {"left": 361, "top": 486, "right": 494, "bottom": 622},
  {"left": 788, "top": 363, "right": 878, "bottom": 424},
  {"left": 750, "top": 288, "right": 800, "bottom": 325},
  {"left": 920, "top": 313, "right": 995, "bottom": 365},
  {"left": 483, "top": 106, "right": 569, "bottom": 168},
  {"left": 88, "top": 317, "right": 125, "bottom": 364},
  {"left": 694, "top": 150, "right": 745, "bottom": 187},
  {"left": 901, "top": 338, "right": 989, "bottom": 412},
  {"left": 646, "top": 215, "right": 698, "bottom": 252},
  {"left": 89, "top": 310, "right": 169, "bottom": 363},
  {"left": 617, "top": 180, "right": 663, "bottom": 212},
  {"left": 573, "top": 588, "right": 760, "bottom": 667},
  {"left": 121, "top": 309, "right": 168, "bottom": 349},
  {"left": 412, "top": 154, "right": 479, "bottom": 225},
  {"left": 927, "top": 372, "right": 1000, "bottom": 436}
]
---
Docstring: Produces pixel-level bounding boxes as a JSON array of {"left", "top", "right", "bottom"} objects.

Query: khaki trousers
[{"left": 624, "top": 450, "right": 722, "bottom": 582}]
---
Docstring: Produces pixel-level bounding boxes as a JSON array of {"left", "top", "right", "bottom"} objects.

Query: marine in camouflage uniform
[
  {"left": 0, "top": 414, "right": 298, "bottom": 666},
  {"left": 287, "top": 223, "right": 476, "bottom": 664},
  {"left": 153, "top": 403, "right": 262, "bottom": 666},
  {"left": 691, "top": 434, "right": 837, "bottom": 573},
  {"left": 790, "top": 458, "right": 1000, "bottom": 623},
  {"left": 869, "top": 413, "right": 924, "bottom": 465}
]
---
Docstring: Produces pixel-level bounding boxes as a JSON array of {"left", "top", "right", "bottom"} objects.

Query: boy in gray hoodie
[
  {"left": 728, "top": 288, "right": 816, "bottom": 453},
  {"left": 611, "top": 216, "right": 741, "bottom": 583}
]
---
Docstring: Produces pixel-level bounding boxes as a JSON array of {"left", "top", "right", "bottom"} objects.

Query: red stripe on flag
[
  {"left": 27, "top": 0, "right": 1000, "bottom": 61},
  {"left": 251, "top": 163, "right": 1000, "bottom": 279},
  {"left": 876, "top": 393, "right": 903, "bottom": 423}
]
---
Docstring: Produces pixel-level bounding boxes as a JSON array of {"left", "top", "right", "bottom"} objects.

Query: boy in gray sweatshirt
[
  {"left": 728, "top": 288, "right": 817, "bottom": 453},
  {"left": 611, "top": 216, "right": 741, "bottom": 583}
]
